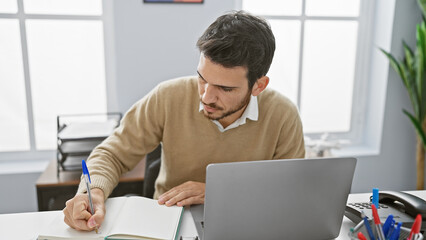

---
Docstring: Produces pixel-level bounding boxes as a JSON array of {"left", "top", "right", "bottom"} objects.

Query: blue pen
[
  {"left": 389, "top": 222, "right": 402, "bottom": 240},
  {"left": 82, "top": 160, "right": 98, "bottom": 233},
  {"left": 372, "top": 188, "right": 379, "bottom": 208},
  {"left": 361, "top": 211, "right": 375, "bottom": 240},
  {"left": 382, "top": 214, "right": 394, "bottom": 236},
  {"left": 386, "top": 221, "right": 395, "bottom": 240}
]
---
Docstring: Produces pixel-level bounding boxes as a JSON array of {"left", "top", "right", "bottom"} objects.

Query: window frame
[
  {"left": 0, "top": 0, "right": 115, "bottom": 162},
  {"left": 238, "top": 0, "right": 376, "bottom": 146}
]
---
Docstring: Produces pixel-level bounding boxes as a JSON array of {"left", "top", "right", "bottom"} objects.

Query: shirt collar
[{"left": 199, "top": 95, "right": 258, "bottom": 132}]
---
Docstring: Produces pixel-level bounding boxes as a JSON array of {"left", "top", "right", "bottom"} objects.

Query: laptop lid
[{"left": 201, "top": 157, "right": 357, "bottom": 240}]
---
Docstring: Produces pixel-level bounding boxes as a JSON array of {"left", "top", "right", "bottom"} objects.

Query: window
[
  {"left": 241, "top": 0, "right": 374, "bottom": 143},
  {"left": 0, "top": 0, "right": 107, "bottom": 158}
]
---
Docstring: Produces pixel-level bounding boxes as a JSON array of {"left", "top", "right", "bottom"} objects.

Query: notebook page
[
  {"left": 108, "top": 197, "right": 183, "bottom": 240},
  {"left": 37, "top": 197, "right": 127, "bottom": 239},
  {"left": 37, "top": 213, "right": 104, "bottom": 239}
]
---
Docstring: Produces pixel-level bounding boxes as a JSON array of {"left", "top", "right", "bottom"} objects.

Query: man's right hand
[{"left": 63, "top": 188, "right": 106, "bottom": 231}]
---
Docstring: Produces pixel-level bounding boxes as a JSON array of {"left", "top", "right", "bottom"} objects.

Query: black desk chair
[{"left": 143, "top": 145, "right": 162, "bottom": 199}]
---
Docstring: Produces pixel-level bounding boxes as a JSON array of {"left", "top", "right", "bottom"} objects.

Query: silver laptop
[{"left": 191, "top": 157, "right": 357, "bottom": 240}]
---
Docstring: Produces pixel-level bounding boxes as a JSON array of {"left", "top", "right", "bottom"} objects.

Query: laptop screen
[{"left": 199, "top": 157, "right": 357, "bottom": 240}]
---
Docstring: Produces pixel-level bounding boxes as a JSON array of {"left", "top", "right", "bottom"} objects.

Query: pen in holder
[{"left": 348, "top": 219, "right": 416, "bottom": 240}]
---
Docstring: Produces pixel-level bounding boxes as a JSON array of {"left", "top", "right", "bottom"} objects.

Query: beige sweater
[{"left": 78, "top": 76, "right": 305, "bottom": 199}]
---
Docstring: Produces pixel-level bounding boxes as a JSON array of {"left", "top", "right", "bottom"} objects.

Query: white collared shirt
[{"left": 199, "top": 95, "right": 259, "bottom": 132}]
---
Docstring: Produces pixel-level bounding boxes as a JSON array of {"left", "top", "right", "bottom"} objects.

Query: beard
[{"left": 201, "top": 90, "right": 252, "bottom": 121}]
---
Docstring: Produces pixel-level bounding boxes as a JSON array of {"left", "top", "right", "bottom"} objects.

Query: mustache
[{"left": 201, "top": 100, "right": 224, "bottom": 111}]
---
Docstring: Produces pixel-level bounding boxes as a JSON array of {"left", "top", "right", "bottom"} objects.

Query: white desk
[{"left": 2, "top": 191, "right": 425, "bottom": 240}]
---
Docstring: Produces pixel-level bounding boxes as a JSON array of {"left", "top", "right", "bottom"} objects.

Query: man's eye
[{"left": 222, "top": 87, "right": 233, "bottom": 92}]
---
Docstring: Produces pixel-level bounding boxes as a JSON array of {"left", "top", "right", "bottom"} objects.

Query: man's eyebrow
[
  {"left": 196, "top": 70, "right": 239, "bottom": 89},
  {"left": 197, "top": 70, "right": 206, "bottom": 81}
]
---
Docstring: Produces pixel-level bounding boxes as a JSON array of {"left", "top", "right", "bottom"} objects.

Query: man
[{"left": 63, "top": 10, "right": 305, "bottom": 231}]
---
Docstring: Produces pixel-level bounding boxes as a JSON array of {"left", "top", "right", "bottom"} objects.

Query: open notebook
[{"left": 38, "top": 196, "right": 183, "bottom": 240}]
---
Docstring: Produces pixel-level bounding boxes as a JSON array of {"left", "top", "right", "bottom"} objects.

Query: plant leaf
[
  {"left": 401, "top": 58, "right": 420, "bottom": 117},
  {"left": 381, "top": 48, "right": 420, "bottom": 116},
  {"left": 416, "top": 23, "right": 426, "bottom": 119},
  {"left": 418, "top": 0, "right": 426, "bottom": 21},
  {"left": 417, "top": 22, "right": 426, "bottom": 120},
  {"left": 403, "top": 109, "right": 426, "bottom": 150},
  {"left": 403, "top": 41, "right": 415, "bottom": 76},
  {"left": 380, "top": 49, "right": 409, "bottom": 88}
]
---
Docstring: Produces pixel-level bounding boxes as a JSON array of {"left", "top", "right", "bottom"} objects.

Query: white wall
[
  {"left": 0, "top": 0, "right": 422, "bottom": 213},
  {"left": 0, "top": 173, "right": 39, "bottom": 213},
  {"left": 350, "top": 0, "right": 421, "bottom": 192},
  {"left": 111, "top": 0, "right": 236, "bottom": 112}
]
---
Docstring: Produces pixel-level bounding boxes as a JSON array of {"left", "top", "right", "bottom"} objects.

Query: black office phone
[{"left": 345, "top": 191, "right": 426, "bottom": 230}]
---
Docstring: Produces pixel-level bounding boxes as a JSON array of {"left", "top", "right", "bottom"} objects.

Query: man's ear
[{"left": 251, "top": 76, "right": 269, "bottom": 96}]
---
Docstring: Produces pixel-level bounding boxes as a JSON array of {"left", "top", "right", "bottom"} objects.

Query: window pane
[
  {"left": 0, "top": 19, "right": 30, "bottom": 151},
  {"left": 0, "top": 0, "right": 17, "bottom": 13},
  {"left": 268, "top": 20, "right": 301, "bottom": 105},
  {"left": 300, "top": 20, "right": 358, "bottom": 133},
  {"left": 26, "top": 20, "right": 107, "bottom": 150},
  {"left": 305, "top": 0, "right": 360, "bottom": 17},
  {"left": 23, "top": 0, "right": 102, "bottom": 15},
  {"left": 242, "top": 0, "right": 302, "bottom": 16}
]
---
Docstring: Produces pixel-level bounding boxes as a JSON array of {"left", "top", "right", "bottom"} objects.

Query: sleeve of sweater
[
  {"left": 77, "top": 85, "right": 165, "bottom": 198},
  {"left": 273, "top": 105, "right": 306, "bottom": 160}
]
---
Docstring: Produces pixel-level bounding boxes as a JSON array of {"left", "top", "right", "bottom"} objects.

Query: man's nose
[{"left": 202, "top": 84, "right": 217, "bottom": 104}]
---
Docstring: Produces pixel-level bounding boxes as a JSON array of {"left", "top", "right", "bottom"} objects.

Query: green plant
[{"left": 381, "top": 0, "right": 426, "bottom": 189}]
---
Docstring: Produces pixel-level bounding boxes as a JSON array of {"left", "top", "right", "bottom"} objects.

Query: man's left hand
[{"left": 157, "top": 181, "right": 205, "bottom": 207}]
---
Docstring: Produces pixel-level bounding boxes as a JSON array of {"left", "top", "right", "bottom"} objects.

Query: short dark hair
[{"left": 196, "top": 11, "right": 275, "bottom": 89}]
